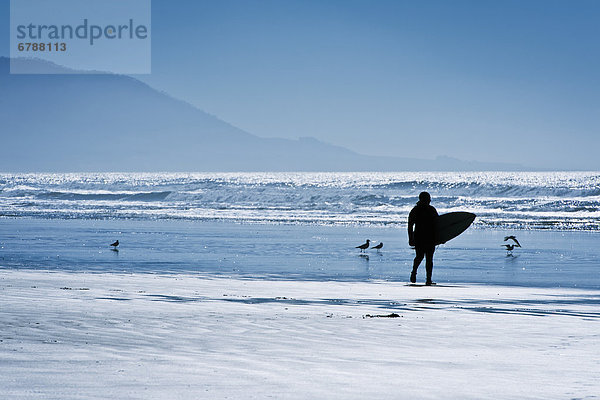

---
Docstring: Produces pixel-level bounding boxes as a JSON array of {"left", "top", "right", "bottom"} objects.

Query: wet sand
[{"left": 1, "top": 270, "right": 599, "bottom": 399}]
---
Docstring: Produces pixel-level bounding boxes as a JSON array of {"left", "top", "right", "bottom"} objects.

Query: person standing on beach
[{"left": 408, "top": 192, "right": 438, "bottom": 285}]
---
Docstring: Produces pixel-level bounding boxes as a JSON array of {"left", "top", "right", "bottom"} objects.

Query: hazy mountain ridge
[{"left": 1, "top": 57, "right": 527, "bottom": 172}]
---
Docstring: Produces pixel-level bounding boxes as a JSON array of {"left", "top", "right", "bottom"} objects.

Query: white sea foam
[{"left": 1, "top": 172, "right": 599, "bottom": 229}]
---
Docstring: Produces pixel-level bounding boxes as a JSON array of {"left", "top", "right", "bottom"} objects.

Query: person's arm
[{"left": 408, "top": 209, "right": 415, "bottom": 246}]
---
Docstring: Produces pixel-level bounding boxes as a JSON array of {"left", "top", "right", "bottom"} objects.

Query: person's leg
[
  {"left": 411, "top": 247, "right": 425, "bottom": 283},
  {"left": 425, "top": 246, "right": 435, "bottom": 284}
]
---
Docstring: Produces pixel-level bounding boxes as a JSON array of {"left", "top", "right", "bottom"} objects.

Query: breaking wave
[{"left": 1, "top": 172, "right": 599, "bottom": 230}]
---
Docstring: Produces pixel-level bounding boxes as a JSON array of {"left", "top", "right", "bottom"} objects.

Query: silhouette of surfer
[{"left": 408, "top": 192, "right": 438, "bottom": 285}]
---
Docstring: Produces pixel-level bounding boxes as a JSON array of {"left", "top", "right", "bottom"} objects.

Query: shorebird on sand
[
  {"left": 110, "top": 240, "right": 119, "bottom": 248},
  {"left": 371, "top": 242, "right": 383, "bottom": 251},
  {"left": 502, "top": 244, "right": 516, "bottom": 255},
  {"left": 356, "top": 239, "right": 370, "bottom": 252}
]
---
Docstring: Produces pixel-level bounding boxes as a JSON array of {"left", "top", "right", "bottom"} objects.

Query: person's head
[{"left": 418, "top": 191, "right": 431, "bottom": 205}]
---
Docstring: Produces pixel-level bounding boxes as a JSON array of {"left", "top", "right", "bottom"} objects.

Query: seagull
[
  {"left": 110, "top": 240, "right": 119, "bottom": 248},
  {"left": 371, "top": 242, "right": 383, "bottom": 251},
  {"left": 356, "top": 239, "right": 370, "bottom": 252},
  {"left": 502, "top": 244, "right": 516, "bottom": 255},
  {"left": 504, "top": 236, "right": 521, "bottom": 247}
]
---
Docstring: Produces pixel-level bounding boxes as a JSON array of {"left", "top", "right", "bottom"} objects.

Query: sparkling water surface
[{"left": 1, "top": 172, "right": 600, "bottom": 230}]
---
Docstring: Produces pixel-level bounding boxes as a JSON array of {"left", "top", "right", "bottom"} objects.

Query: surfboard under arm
[{"left": 434, "top": 212, "right": 476, "bottom": 245}]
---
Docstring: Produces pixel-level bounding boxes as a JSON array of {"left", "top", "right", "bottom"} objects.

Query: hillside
[{"left": 0, "top": 57, "right": 525, "bottom": 172}]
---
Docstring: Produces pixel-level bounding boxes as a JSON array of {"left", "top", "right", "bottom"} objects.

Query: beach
[
  {"left": 2, "top": 172, "right": 600, "bottom": 398},
  {"left": 1, "top": 217, "right": 600, "bottom": 398},
  {"left": 1, "top": 269, "right": 599, "bottom": 399},
  {"left": 2, "top": 0, "right": 599, "bottom": 394}
]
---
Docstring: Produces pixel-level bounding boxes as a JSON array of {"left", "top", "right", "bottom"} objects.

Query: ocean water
[
  {"left": 1, "top": 172, "right": 600, "bottom": 230},
  {"left": 1, "top": 172, "right": 599, "bottom": 288}
]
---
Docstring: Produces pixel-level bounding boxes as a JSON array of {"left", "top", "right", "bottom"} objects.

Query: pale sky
[{"left": 2, "top": 0, "right": 599, "bottom": 169}]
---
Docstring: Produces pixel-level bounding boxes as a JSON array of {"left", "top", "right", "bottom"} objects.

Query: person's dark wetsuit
[{"left": 408, "top": 192, "right": 438, "bottom": 285}]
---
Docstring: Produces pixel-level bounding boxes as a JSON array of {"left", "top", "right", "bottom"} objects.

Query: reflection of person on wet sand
[{"left": 408, "top": 192, "right": 438, "bottom": 285}]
